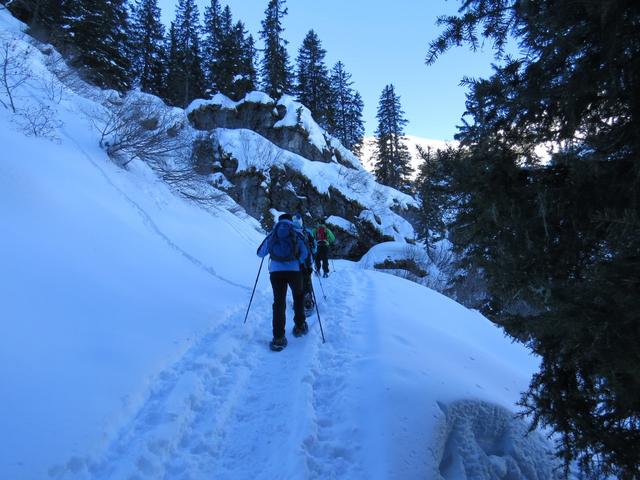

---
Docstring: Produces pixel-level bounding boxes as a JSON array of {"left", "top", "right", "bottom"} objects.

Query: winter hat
[{"left": 279, "top": 213, "right": 293, "bottom": 221}]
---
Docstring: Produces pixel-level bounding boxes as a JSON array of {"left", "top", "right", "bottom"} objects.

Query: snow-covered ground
[
  {"left": 0, "top": 9, "right": 562, "bottom": 480},
  {"left": 359, "top": 241, "right": 454, "bottom": 293}
]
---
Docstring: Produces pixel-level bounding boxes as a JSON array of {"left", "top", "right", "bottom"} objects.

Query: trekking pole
[
  {"left": 310, "top": 280, "right": 326, "bottom": 343},
  {"left": 314, "top": 270, "right": 327, "bottom": 301},
  {"left": 243, "top": 257, "right": 265, "bottom": 324},
  {"left": 310, "top": 252, "right": 327, "bottom": 301}
]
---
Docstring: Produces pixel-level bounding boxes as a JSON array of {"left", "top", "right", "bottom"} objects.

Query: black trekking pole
[
  {"left": 243, "top": 257, "right": 265, "bottom": 324},
  {"left": 310, "top": 280, "right": 326, "bottom": 343},
  {"left": 314, "top": 269, "right": 327, "bottom": 301},
  {"left": 310, "top": 252, "right": 327, "bottom": 301}
]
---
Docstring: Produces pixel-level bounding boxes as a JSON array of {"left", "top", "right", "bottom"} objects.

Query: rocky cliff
[{"left": 186, "top": 92, "right": 418, "bottom": 259}]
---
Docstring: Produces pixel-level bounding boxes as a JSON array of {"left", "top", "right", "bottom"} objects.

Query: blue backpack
[{"left": 268, "top": 221, "right": 300, "bottom": 262}]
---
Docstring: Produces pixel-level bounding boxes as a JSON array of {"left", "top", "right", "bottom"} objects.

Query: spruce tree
[
  {"left": 233, "top": 24, "right": 257, "bottom": 99},
  {"left": 295, "top": 29, "right": 331, "bottom": 127},
  {"left": 414, "top": 145, "right": 459, "bottom": 248},
  {"left": 428, "top": 1, "right": 640, "bottom": 477},
  {"left": 328, "top": 61, "right": 364, "bottom": 155},
  {"left": 373, "top": 84, "right": 412, "bottom": 191},
  {"left": 62, "top": 0, "right": 131, "bottom": 91},
  {"left": 347, "top": 91, "right": 365, "bottom": 157},
  {"left": 202, "top": 0, "right": 222, "bottom": 93},
  {"left": 129, "top": 0, "right": 166, "bottom": 97},
  {"left": 165, "top": 0, "right": 205, "bottom": 107},
  {"left": 259, "top": 0, "right": 292, "bottom": 98},
  {"left": 165, "top": 22, "right": 181, "bottom": 103},
  {"left": 202, "top": 3, "right": 256, "bottom": 100},
  {"left": 211, "top": 5, "right": 236, "bottom": 96}
]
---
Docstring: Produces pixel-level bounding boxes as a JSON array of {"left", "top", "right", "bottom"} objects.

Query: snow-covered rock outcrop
[{"left": 187, "top": 93, "right": 418, "bottom": 258}]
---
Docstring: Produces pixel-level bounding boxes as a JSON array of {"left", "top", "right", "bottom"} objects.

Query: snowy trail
[{"left": 61, "top": 266, "right": 379, "bottom": 480}]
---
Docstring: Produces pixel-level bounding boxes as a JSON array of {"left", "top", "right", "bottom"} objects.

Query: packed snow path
[
  {"left": 58, "top": 269, "right": 376, "bottom": 479},
  {"left": 51, "top": 265, "right": 559, "bottom": 480}
]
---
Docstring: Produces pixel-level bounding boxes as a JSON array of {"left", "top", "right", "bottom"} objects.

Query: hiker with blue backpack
[
  {"left": 292, "top": 213, "right": 317, "bottom": 315},
  {"left": 312, "top": 221, "right": 336, "bottom": 278},
  {"left": 257, "top": 213, "right": 310, "bottom": 351}
]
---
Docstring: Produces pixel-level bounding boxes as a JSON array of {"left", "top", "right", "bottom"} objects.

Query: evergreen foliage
[
  {"left": 414, "top": 145, "right": 458, "bottom": 247},
  {"left": 373, "top": 84, "right": 412, "bottom": 191},
  {"left": 165, "top": 0, "right": 205, "bottom": 107},
  {"left": 202, "top": 0, "right": 222, "bottom": 92},
  {"left": 427, "top": 1, "right": 640, "bottom": 477},
  {"left": 129, "top": 0, "right": 166, "bottom": 97},
  {"left": 236, "top": 31, "right": 258, "bottom": 99},
  {"left": 295, "top": 29, "right": 331, "bottom": 128},
  {"left": 259, "top": 0, "right": 292, "bottom": 98},
  {"left": 62, "top": 0, "right": 132, "bottom": 92},
  {"left": 327, "top": 61, "right": 365, "bottom": 156},
  {"left": 202, "top": 1, "right": 256, "bottom": 100},
  {"left": 3, "top": 0, "right": 65, "bottom": 41}
]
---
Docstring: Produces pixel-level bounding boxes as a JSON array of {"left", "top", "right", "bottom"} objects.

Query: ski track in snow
[
  {"left": 57, "top": 269, "right": 373, "bottom": 480},
  {"left": 60, "top": 128, "right": 250, "bottom": 293}
]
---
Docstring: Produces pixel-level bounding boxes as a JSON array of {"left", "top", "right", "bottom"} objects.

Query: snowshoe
[
  {"left": 292, "top": 321, "right": 309, "bottom": 338},
  {"left": 304, "top": 304, "right": 315, "bottom": 318},
  {"left": 304, "top": 294, "right": 315, "bottom": 315},
  {"left": 269, "top": 336, "right": 288, "bottom": 352}
]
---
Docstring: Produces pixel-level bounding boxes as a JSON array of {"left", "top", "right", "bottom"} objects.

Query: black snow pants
[
  {"left": 270, "top": 270, "right": 306, "bottom": 339},
  {"left": 315, "top": 243, "right": 330, "bottom": 274}
]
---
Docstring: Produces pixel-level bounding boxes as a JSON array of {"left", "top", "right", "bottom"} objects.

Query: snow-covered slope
[{"left": 0, "top": 9, "right": 561, "bottom": 480}]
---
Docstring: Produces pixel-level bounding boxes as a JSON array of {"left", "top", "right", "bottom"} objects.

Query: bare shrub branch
[
  {"left": 0, "top": 37, "right": 31, "bottom": 113},
  {"left": 89, "top": 93, "right": 189, "bottom": 169},
  {"left": 15, "top": 102, "right": 62, "bottom": 138}
]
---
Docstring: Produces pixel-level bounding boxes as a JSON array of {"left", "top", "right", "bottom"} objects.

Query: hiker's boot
[
  {"left": 304, "top": 293, "right": 314, "bottom": 309},
  {"left": 269, "top": 336, "right": 288, "bottom": 351},
  {"left": 292, "top": 321, "right": 309, "bottom": 337}
]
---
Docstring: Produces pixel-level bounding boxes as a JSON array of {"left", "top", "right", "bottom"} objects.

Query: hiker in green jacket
[{"left": 312, "top": 221, "right": 335, "bottom": 278}]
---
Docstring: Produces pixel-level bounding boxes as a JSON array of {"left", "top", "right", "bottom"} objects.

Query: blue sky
[{"left": 157, "top": 0, "right": 500, "bottom": 141}]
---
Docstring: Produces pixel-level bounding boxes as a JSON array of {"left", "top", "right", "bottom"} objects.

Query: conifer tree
[
  {"left": 129, "top": 0, "right": 166, "bottom": 97},
  {"left": 259, "top": 0, "right": 292, "bottom": 98},
  {"left": 428, "top": 1, "right": 640, "bottom": 477},
  {"left": 202, "top": 0, "right": 222, "bottom": 93},
  {"left": 414, "top": 145, "right": 459, "bottom": 247},
  {"left": 202, "top": 3, "right": 256, "bottom": 100},
  {"left": 165, "top": 22, "right": 180, "bottom": 102},
  {"left": 295, "top": 29, "right": 331, "bottom": 127},
  {"left": 211, "top": 5, "right": 236, "bottom": 96},
  {"left": 233, "top": 24, "right": 257, "bottom": 99},
  {"left": 347, "top": 91, "right": 365, "bottom": 156},
  {"left": 373, "top": 84, "right": 412, "bottom": 191},
  {"left": 62, "top": 0, "right": 131, "bottom": 91},
  {"left": 328, "top": 61, "right": 364, "bottom": 155},
  {"left": 165, "top": 0, "right": 205, "bottom": 107}
]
